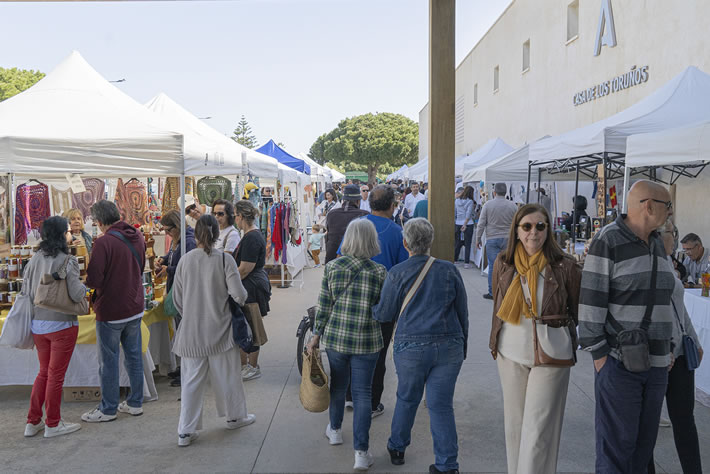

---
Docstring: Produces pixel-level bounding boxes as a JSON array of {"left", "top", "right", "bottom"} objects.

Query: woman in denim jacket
[{"left": 373, "top": 218, "right": 469, "bottom": 474}]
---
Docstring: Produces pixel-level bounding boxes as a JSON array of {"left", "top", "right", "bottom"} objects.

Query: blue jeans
[
  {"left": 326, "top": 349, "right": 379, "bottom": 451},
  {"left": 595, "top": 357, "right": 668, "bottom": 473},
  {"left": 96, "top": 319, "right": 144, "bottom": 415},
  {"left": 485, "top": 237, "right": 508, "bottom": 295},
  {"left": 388, "top": 338, "right": 464, "bottom": 472}
]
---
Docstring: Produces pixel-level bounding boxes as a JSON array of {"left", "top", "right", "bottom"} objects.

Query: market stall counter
[{"left": 683, "top": 289, "right": 710, "bottom": 407}]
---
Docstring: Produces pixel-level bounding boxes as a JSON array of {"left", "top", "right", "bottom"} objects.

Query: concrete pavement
[{"left": 1, "top": 264, "right": 708, "bottom": 473}]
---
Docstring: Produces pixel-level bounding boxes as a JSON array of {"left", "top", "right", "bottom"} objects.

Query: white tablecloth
[
  {"left": 684, "top": 289, "right": 710, "bottom": 407},
  {"left": 148, "top": 321, "right": 176, "bottom": 376},
  {"left": 0, "top": 345, "right": 158, "bottom": 401}
]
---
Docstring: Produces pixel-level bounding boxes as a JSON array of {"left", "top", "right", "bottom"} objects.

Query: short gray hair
[
  {"left": 494, "top": 182, "right": 507, "bottom": 195},
  {"left": 340, "top": 218, "right": 380, "bottom": 259},
  {"left": 90, "top": 200, "right": 120, "bottom": 226},
  {"left": 403, "top": 218, "right": 434, "bottom": 255}
]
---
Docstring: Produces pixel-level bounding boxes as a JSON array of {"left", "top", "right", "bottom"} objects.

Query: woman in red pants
[{"left": 22, "top": 216, "right": 87, "bottom": 438}]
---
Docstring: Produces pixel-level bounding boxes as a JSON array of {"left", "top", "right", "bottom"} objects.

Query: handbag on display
[
  {"left": 299, "top": 348, "right": 329, "bottom": 413},
  {"left": 520, "top": 274, "right": 575, "bottom": 368},
  {"left": 0, "top": 293, "right": 34, "bottom": 349},
  {"left": 34, "top": 255, "right": 89, "bottom": 316}
]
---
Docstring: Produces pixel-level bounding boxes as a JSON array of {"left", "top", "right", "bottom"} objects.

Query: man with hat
[{"left": 324, "top": 183, "right": 369, "bottom": 263}]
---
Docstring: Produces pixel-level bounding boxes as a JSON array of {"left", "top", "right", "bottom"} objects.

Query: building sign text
[{"left": 573, "top": 65, "right": 649, "bottom": 107}]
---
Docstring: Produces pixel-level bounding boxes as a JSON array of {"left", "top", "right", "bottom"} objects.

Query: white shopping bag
[{"left": 0, "top": 294, "right": 34, "bottom": 349}]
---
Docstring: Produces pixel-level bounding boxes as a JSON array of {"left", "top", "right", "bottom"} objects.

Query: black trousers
[
  {"left": 346, "top": 322, "right": 394, "bottom": 410},
  {"left": 648, "top": 356, "right": 702, "bottom": 474},
  {"left": 454, "top": 225, "right": 473, "bottom": 263}
]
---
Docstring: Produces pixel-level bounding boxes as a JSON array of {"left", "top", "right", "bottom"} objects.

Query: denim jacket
[{"left": 372, "top": 255, "right": 469, "bottom": 358}]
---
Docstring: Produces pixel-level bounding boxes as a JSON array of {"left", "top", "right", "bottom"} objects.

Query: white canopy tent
[
  {"left": 458, "top": 138, "right": 514, "bottom": 175},
  {"left": 0, "top": 51, "right": 183, "bottom": 177},
  {"left": 407, "top": 159, "right": 429, "bottom": 182},
  {"left": 387, "top": 164, "right": 409, "bottom": 181},
  {"left": 326, "top": 167, "right": 346, "bottom": 182}
]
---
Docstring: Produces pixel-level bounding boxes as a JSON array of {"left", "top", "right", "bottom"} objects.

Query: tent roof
[
  {"left": 326, "top": 167, "right": 345, "bottom": 182},
  {"left": 0, "top": 51, "right": 183, "bottom": 176},
  {"left": 256, "top": 139, "right": 311, "bottom": 174},
  {"left": 462, "top": 136, "right": 560, "bottom": 183},
  {"left": 407, "top": 159, "right": 428, "bottom": 182},
  {"left": 529, "top": 66, "right": 710, "bottom": 165},
  {"left": 458, "top": 138, "right": 514, "bottom": 174},
  {"left": 297, "top": 152, "right": 329, "bottom": 179},
  {"left": 626, "top": 121, "right": 710, "bottom": 168},
  {"left": 145, "top": 93, "right": 279, "bottom": 178}
]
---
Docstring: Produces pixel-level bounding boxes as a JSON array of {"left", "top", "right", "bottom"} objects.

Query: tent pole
[
  {"left": 622, "top": 166, "right": 631, "bottom": 213},
  {"left": 602, "top": 153, "right": 608, "bottom": 219},
  {"left": 180, "top": 173, "right": 186, "bottom": 257},
  {"left": 572, "top": 162, "right": 580, "bottom": 246},
  {"left": 537, "top": 168, "right": 542, "bottom": 203},
  {"left": 526, "top": 163, "right": 532, "bottom": 203}
]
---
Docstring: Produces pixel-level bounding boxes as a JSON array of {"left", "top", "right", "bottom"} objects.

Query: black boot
[
  {"left": 388, "top": 448, "right": 405, "bottom": 466},
  {"left": 429, "top": 464, "right": 459, "bottom": 474}
]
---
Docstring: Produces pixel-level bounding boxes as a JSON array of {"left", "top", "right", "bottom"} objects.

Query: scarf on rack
[
  {"left": 15, "top": 182, "right": 51, "bottom": 245},
  {"left": 496, "top": 243, "right": 547, "bottom": 325},
  {"left": 72, "top": 178, "right": 105, "bottom": 220}
]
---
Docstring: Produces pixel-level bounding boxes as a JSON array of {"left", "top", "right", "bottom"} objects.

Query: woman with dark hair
[
  {"left": 454, "top": 185, "right": 476, "bottom": 268},
  {"left": 22, "top": 216, "right": 87, "bottom": 438},
  {"left": 172, "top": 215, "right": 253, "bottom": 447},
  {"left": 490, "top": 204, "right": 581, "bottom": 473},
  {"left": 156, "top": 210, "right": 197, "bottom": 294},
  {"left": 233, "top": 200, "right": 272, "bottom": 381},
  {"left": 212, "top": 199, "right": 240, "bottom": 253},
  {"left": 316, "top": 188, "right": 341, "bottom": 226}
]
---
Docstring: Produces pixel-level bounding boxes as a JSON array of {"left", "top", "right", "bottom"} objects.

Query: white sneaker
[
  {"left": 242, "top": 365, "right": 262, "bottom": 381},
  {"left": 178, "top": 432, "right": 198, "bottom": 447},
  {"left": 325, "top": 423, "right": 343, "bottom": 445},
  {"left": 354, "top": 450, "right": 374, "bottom": 471},
  {"left": 24, "top": 421, "right": 45, "bottom": 437},
  {"left": 345, "top": 401, "right": 354, "bottom": 410},
  {"left": 241, "top": 364, "right": 252, "bottom": 378},
  {"left": 118, "top": 401, "right": 143, "bottom": 416},
  {"left": 81, "top": 407, "right": 117, "bottom": 423},
  {"left": 659, "top": 417, "right": 672, "bottom": 427},
  {"left": 464, "top": 264, "right": 472, "bottom": 269},
  {"left": 226, "top": 414, "right": 256, "bottom": 430},
  {"left": 44, "top": 420, "right": 81, "bottom": 438}
]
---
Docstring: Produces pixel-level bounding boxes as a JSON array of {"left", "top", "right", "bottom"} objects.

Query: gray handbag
[{"left": 34, "top": 254, "right": 89, "bottom": 316}]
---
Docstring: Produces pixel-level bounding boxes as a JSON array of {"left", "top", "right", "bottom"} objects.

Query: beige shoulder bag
[{"left": 34, "top": 255, "right": 89, "bottom": 316}]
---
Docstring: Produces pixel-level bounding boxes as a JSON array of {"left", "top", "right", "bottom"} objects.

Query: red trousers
[{"left": 27, "top": 326, "right": 78, "bottom": 427}]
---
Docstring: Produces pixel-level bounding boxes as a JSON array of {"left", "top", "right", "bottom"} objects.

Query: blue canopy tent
[{"left": 256, "top": 139, "right": 311, "bottom": 174}]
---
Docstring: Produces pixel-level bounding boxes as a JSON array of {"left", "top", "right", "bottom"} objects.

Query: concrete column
[{"left": 427, "top": 0, "right": 455, "bottom": 261}]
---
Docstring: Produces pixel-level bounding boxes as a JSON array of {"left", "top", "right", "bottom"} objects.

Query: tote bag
[{"left": 0, "top": 293, "right": 34, "bottom": 349}]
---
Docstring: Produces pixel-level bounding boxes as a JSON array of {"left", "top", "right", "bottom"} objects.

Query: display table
[
  {"left": 144, "top": 299, "right": 177, "bottom": 375},
  {"left": 683, "top": 289, "right": 710, "bottom": 407}
]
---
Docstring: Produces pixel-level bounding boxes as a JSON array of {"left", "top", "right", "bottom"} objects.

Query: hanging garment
[
  {"left": 15, "top": 182, "right": 51, "bottom": 245},
  {"left": 161, "top": 177, "right": 197, "bottom": 214},
  {"left": 72, "top": 178, "right": 105, "bottom": 220},
  {"left": 115, "top": 178, "right": 149, "bottom": 227},
  {"left": 51, "top": 186, "right": 74, "bottom": 216},
  {"left": 0, "top": 176, "right": 10, "bottom": 244},
  {"left": 196, "top": 176, "right": 232, "bottom": 207},
  {"left": 281, "top": 203, "right": 290, "bottom": 264},
  {"left": 272, "top": 204, "right": 284, "bottom": 261}
]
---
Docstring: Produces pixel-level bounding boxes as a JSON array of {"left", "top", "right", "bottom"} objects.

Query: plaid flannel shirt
[{"left": 315, "top": 255, "right": 387, "bottom": 354}]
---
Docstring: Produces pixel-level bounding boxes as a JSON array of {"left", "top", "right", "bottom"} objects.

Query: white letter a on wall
[{"left": 594, "top": 0, "right": 617, "bottom": 56}]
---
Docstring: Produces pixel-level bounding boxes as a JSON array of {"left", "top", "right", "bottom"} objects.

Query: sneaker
[
  {"left": 81, "top": 408, "right": 117, "bottom": 423},
  {"left": 659, "top": 417, "right": 672, "bottom": 427},
  {"left": 325, "top": 423, "right": 343, "bottom": 445},
  {"left": 170, "top": 376, "right": 181, "bottom": 387},
  {"left": 388, "top": 447, "right": 405, "bottom": 465},
  {"left": 118, "top": 401, "right": 143, "bottom": 416},
  {"left": 345, "top": 401, "right": 354, "bottom": 410},
  {"left": 24, "top": 421, "right": 45, "bottom": 437},
  {"left": 44, "top": 420, "right": 81, "bottom": 438},
  {"left": 167, "top": 367, "right": 181, "bottom": 378},
  {"left": 371, "top": 403, "right": 385, "bottom": 418},
  {"left": 226, "top": 414, "right": 256, "bottom": 430},
  {"left": 354, "top": 450, "right": 374, "bottom": 471},
  {"left": 482, "top": 293, "right": 494, "bottom": 300},
  {"left": 242, "top": 365, "right": 261, "bottom": 381},
  {"left": 429, "top": 464, "right": 459, "bottom": 474},
  {"left": 464, "top": 264, "right": 471, "bottom": 269},
  {"left": 178, "top": 432, "right": 198, "bottom": 447}
]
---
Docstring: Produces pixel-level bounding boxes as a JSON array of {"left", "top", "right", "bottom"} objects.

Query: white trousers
[
  {"left": 496, "top": 353, "right": 570, "bottom": 474},
  {"left": 178, "top": 346, "right": 247, "bottom": 435}
]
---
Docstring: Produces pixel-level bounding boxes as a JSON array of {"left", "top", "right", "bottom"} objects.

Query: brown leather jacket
[{"left": 489, "top": 254, "right": 582, "bottom": 359}]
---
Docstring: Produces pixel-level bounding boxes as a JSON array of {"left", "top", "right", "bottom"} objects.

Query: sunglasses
[
  {"left": 212, "top": 211, "right": 226, "bottom": 217},
  {"left": 518, "top": 221, "right": 547, "bottom": 232},
  {"left": 640, "top": 198, "right": 673, "bottom": 210}
]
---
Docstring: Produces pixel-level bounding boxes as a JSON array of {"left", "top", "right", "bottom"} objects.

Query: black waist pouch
[{"left": 617, "top": 328, "right": 651, "bottom": 372}]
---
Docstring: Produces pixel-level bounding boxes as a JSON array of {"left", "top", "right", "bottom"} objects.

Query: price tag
[{"left": 65, "top": 174, "right": 86, "bottom": 193}]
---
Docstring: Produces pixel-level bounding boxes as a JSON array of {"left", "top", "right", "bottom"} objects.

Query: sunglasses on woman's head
[{"left": 518, "top": 221, "right": 547, "bottom": 232}]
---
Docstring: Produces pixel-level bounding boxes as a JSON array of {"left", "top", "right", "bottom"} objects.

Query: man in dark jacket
[
  {"left": 324, "top": 184, "right": 369, "bottom": 263},
  {"left": 82, "top": 200, "right": 147, "bottom": 423}
]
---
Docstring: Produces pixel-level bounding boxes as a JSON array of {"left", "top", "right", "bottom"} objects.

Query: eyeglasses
[
  {"left": 212, "top": 211, "right": 226, "bottom": 217},
  {"left": 640, "top": 198, "right": 673, "bottom": 210},
  {"left": 682, "top": 244, "right": 700, "bottom": 254},
  {"left": 518, "top": 221, "right": 547, "bottom": 232}
]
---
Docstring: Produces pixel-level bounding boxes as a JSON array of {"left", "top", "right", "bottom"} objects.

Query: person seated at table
[
  {"left": 22, "top": 216, "right": 87, "bottom": 438},
  {"left": 681, "top": 233, "right": 710, "bottom": 286},
  {"left": 560, "top": 195, "right": 588, "bottom": 234},
  {"left": 63, "top": 208, "right": 93, "bottom": 254}
]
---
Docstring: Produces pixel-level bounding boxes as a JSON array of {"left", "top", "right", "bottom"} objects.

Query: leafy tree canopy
[
  {"left": 309, "top": 112, "right": 418, "bottom": 183},
  {"left": 0, "top": 67, "right": 45, "bottom": 102},
  {"left": 231, "top": 115, "right": 258, "bottom": 149}
]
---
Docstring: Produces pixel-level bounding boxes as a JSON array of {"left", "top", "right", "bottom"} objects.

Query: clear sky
[{"left": 0, "top": 0, "right": 509, "bottom": 156}]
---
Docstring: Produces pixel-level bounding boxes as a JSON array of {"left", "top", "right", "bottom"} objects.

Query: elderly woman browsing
[{"left": 373, "top": 218, "right": 469, "bottom": 474}]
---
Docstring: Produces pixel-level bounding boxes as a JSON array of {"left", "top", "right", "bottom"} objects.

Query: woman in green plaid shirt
[{"left": 307, "top": 219, "right": 386, "bottom": 471}]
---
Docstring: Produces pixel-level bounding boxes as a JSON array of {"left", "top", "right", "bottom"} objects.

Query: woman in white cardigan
[{"left": 172, "top": 214, "right": 255, "bottom": 447}]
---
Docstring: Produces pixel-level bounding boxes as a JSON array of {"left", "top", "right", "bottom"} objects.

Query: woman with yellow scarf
[{"left": 489, "top": 203, "right": 581, "bottom": 474}]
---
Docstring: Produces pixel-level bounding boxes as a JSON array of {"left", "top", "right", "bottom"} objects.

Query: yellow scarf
[{"left": 496, "top": 243, "right": 547, "bottom": 325}]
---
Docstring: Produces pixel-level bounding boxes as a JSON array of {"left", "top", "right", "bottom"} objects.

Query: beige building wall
[{"left": 419, "top": 0, "right": 710, "bottom": 240}]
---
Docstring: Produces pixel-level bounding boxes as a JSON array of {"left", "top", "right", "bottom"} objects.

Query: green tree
[
  {"left": 309, "top": 113, "right": 418, "bottom": 184},
  {"left": 0, "top": 67, "right": 45, "bottom": 102},
  {"left": 231, "top": 115, "right": 258, "bottom": 149}
]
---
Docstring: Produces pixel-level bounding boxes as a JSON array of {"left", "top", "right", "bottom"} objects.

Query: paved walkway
[{"left": 1, "top": 265, "right": 709, "bottom": 473}]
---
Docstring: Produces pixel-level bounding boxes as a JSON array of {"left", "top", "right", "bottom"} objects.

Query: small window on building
[
  {"left": 567, "top": 0, "right": 579, "bottom": 42},
  {"left": 474, "top": 83, "right": 478, "bottom": 105},
  {"left": 522, "top": 40, "right": 530, "bottom": 72},
  {"left": 493, "top": 66, "right": 500, "bottom": 92}
]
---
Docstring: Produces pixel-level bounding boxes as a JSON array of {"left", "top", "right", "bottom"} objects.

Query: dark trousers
[
  {"left": 454, "top": 225, "right": 473, "bottom": 263},
  {"left": 346, "top": 322, "right": 394, "bottom": 410},
  {"left": 648, "top": 356, "right": 702, "bottom": 474},
  {"left": 595, "top": 357, "right": 667, "bottom": 474}
]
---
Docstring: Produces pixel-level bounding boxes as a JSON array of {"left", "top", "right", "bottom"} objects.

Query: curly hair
[
  {"left": 234, "top": 200, "right": 260, "bottom": 225},
  {"left": 212, "top": 199, "right": 236, "bottom": 226},
  {"left": 39, "top": 216, "right": 70, "bottom": 258}
]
